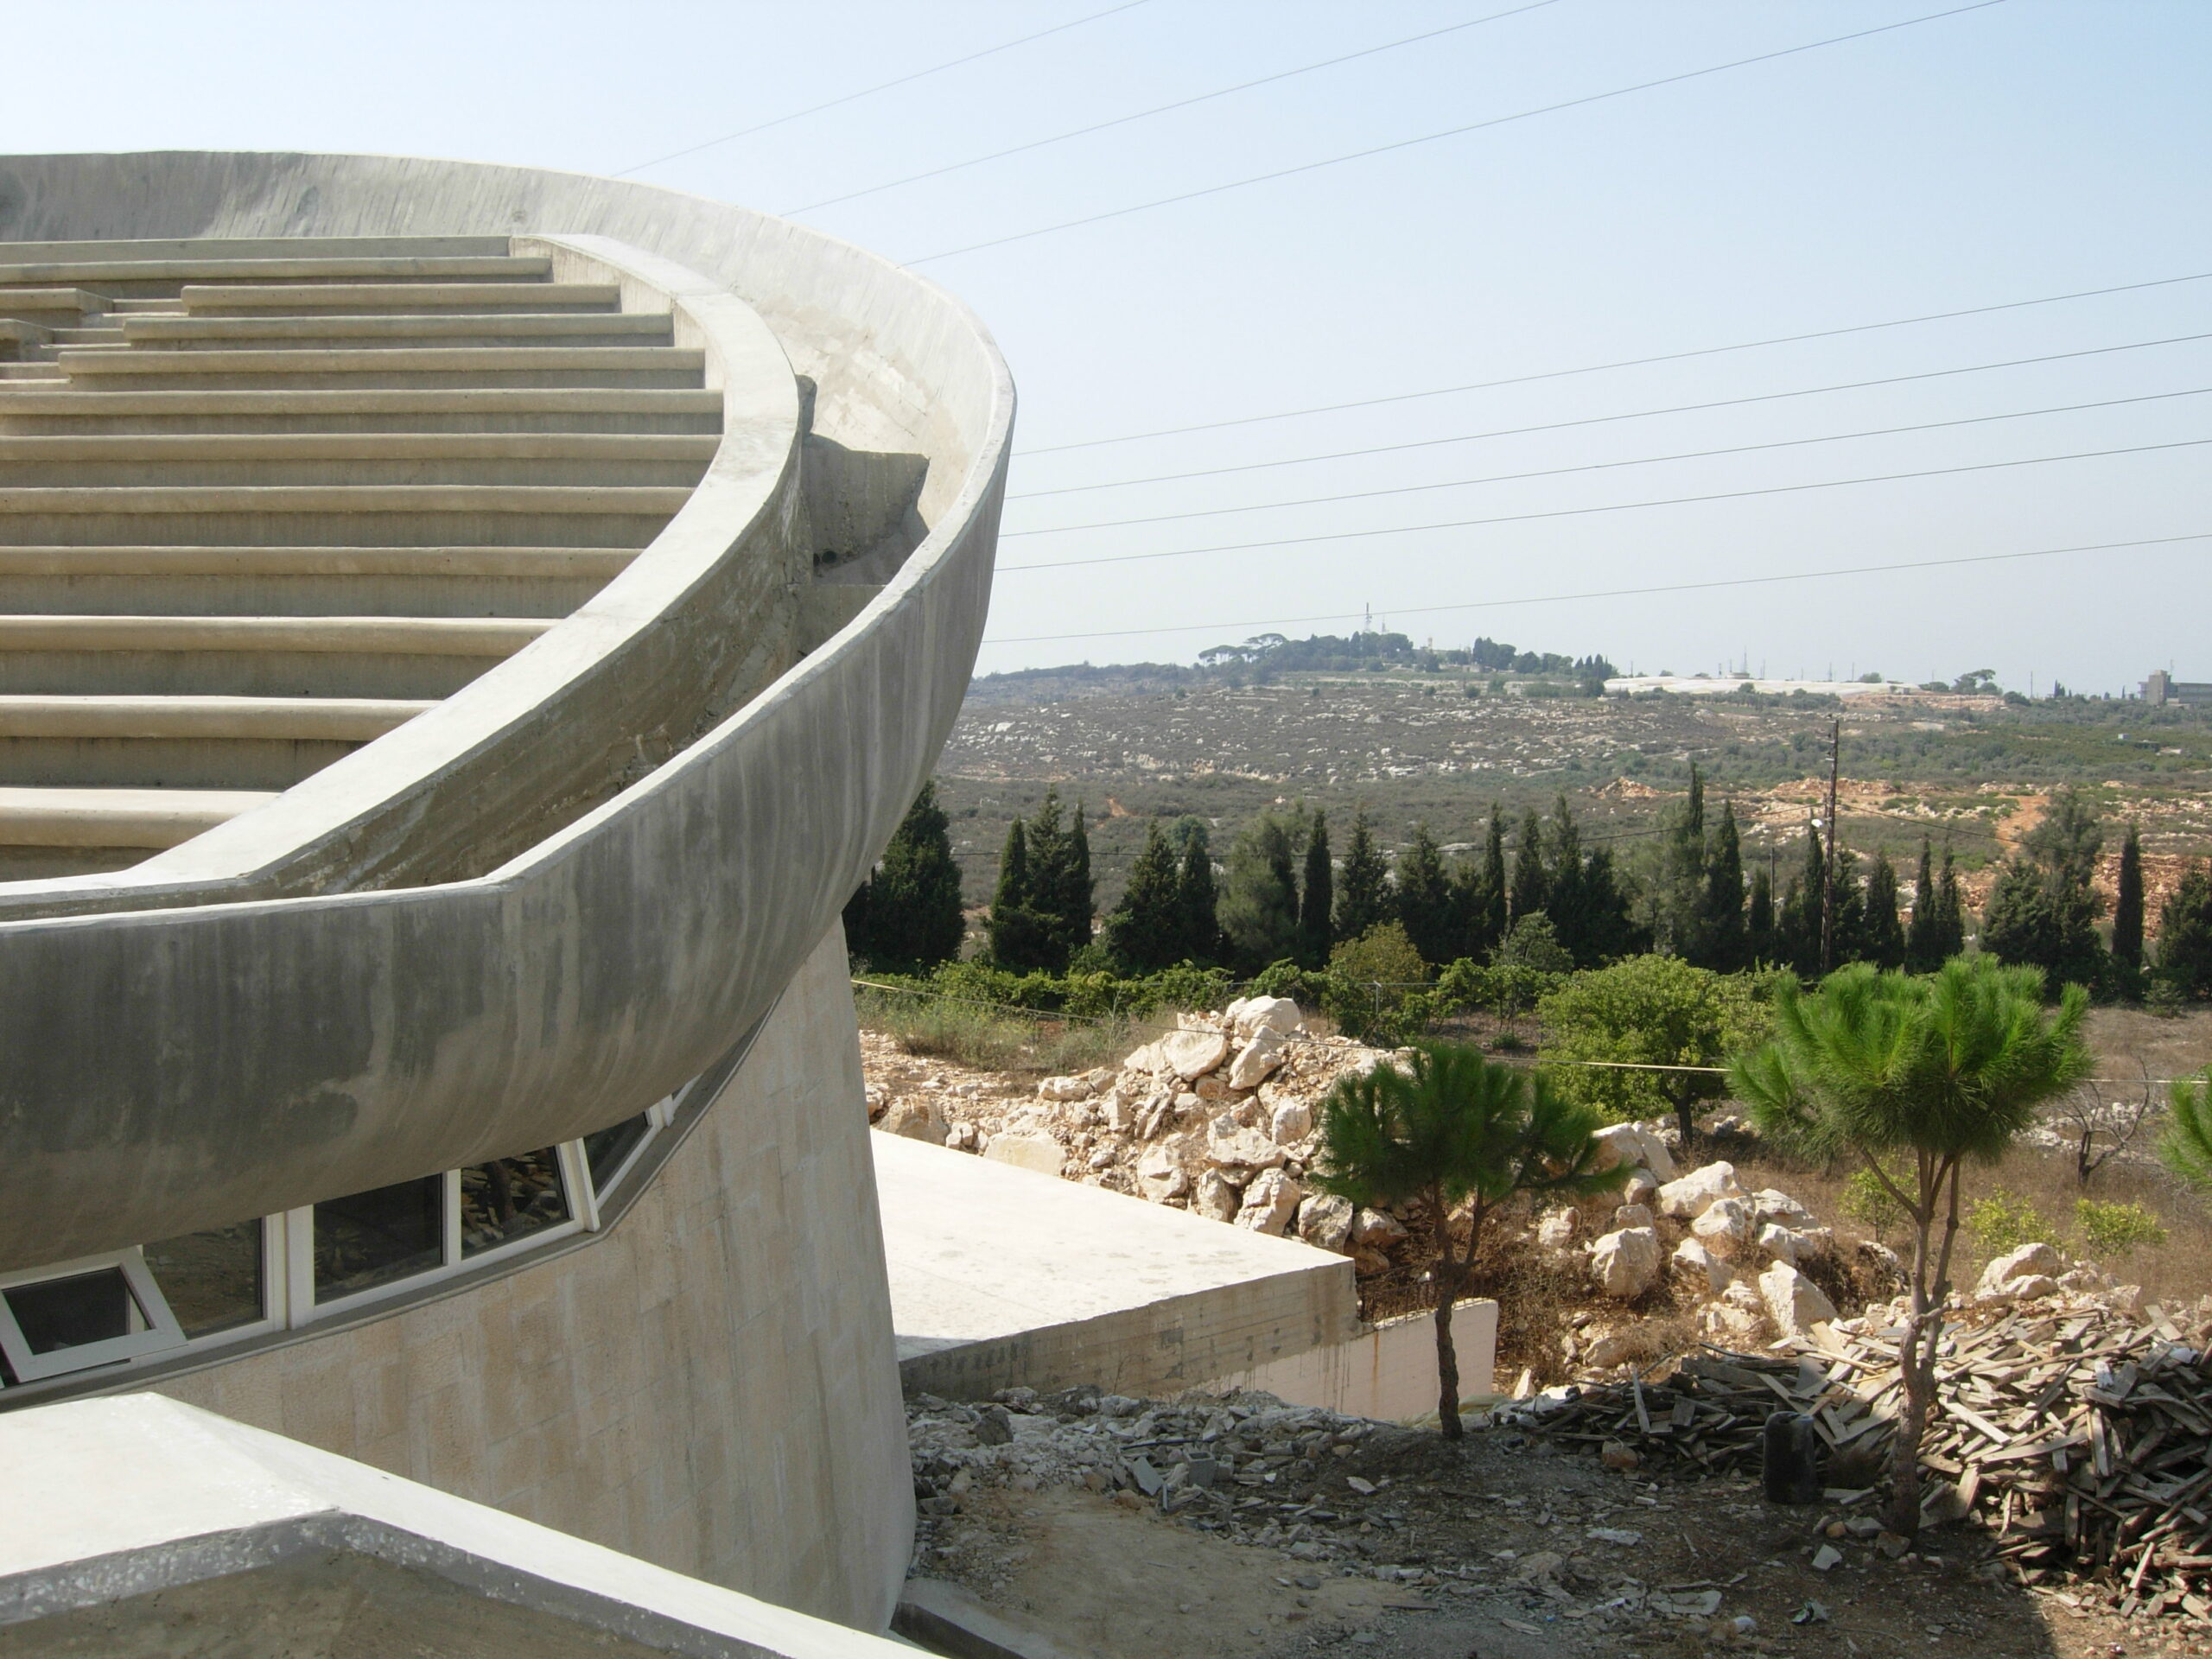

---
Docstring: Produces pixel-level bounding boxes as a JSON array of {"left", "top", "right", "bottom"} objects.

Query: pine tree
[
  {"left": 1510, "top": 807, "right": 1549, "bottom": 921},
  {"left": 1905, "top": 837, "right": 1942, "bottom": 971},
  {"left": 843, "top": 782, "right": 965, "bottom": 969},
  {"left": 1694, "top": 800, "right": 1746, "bottom": 969},
  {"left": 1472, "top": 804, "right": 1510, "bottom": 958},
  {"left": 1393, "top": 823, "right": 1457, "bottom": 966},
  {"left": 1104, "top": 819, "right": 1184, "bottom": 972},
  {"left": 1984, "top": 787, "right": 2107, "bottom": 992},
  {"left": 2113, "top": 822, "right": 2145, "bottom": 995},
  {"left": 1335, "top": 809, "right": 1392, "bottom": 944},
  {"left": 1217, "top": 811, "right": 1301, "bottom": 972},
  {"left": 2156, "top": 861, "right": 2212, "bottom": 1000},
  {"left": 1298, "top": 810, "right": 1334, "bottom": 969},
  {"left": 1172, "top": 818, "right": 1220, "bottom": 966},
  {"left": 987, "top": 817, "right": 1057, "bottom": 970},
  {"left": 1862, "top": 848, "right": 1905, "bottom": 969}
]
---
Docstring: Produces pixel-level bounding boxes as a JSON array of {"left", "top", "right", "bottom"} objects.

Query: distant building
[{"left": 2143, "top": 671, "right": 2212, "bottom": 706}]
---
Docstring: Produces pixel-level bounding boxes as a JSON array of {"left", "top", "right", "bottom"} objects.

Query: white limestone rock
[
  {"left": 1351, "top": 1209, "right": 1408, "bottom": 1250},
  {"left": 1136, "top": 1144, "right": 1187, "bottom": 1202},
  {"left": 880, "top": 1098, "right": 948, "bottom": 1145},
  {"left": 1227, "top": 1026, "right": 1290, "bottom": 1090},
  {"left": 1611, "top": 1203, "right": 1656, "bottom": 1231},
  {"left": 1228, "top": 995, "right": 1304, "bottom": 1039},
  {"left": 1535, "top": 1209, "right": 1580, "bottom": 1250},
  {"left": 1752, "top": 1188, "right": 1817, "bottom": 1229},
  {"left": 1588, "top": 1123, "right": 1648, "bottom": 1173},
  {"left": 1298, "top": 1192, "right": 1355, "bottom": 1251},
  {"left": 1160, "top": 1028, "right": 1231, "bottom": 1081},
  {"left": 1205, "top": 1119, "right": 1286, "bottom": 1171},
  {"left": 1038, "top": 1074, "right": 1093, "bottom": 1102},
  {"left": 1591, "top": 1226, "right": 1662, "bottom": 1300},
  {"left": 1194, "top": 1167, "right": 1243, "bottom": 1224},
  {"left": 1621, "top": 1170, "right": 1660, "bottom": 1209},
  {"left": 1658, "top": 1161, "right": 1743, "bottom": 1218},
  {"left": 1976, "top": 1241, "right": 2064, "bottom": 1299},
  {"left": 1236, "top": 1168, "right": 1303, "bottom": 1235},
  {"left": 1672, "top": 1236, "right": 1733, "bottom": 1298},
  {"left": 1758, "top": 1262, "right": 1839, "bottom": 1338},
  {"left": 1268, "top": 1097, "right": 1313, "bottom": 1145},
  {"left": 984, "top": 1131, "right": 1066, "bottom": 1179},
  {"left": 1757, "top": 1223, "right": 1803, "bottom": 1264},
  {"left": 1690, "top": 1196, "right": 1757, "bottom": 1259},
  {"left": 1634, "top": 1126, "right": 1679, "bottom": 1183}
]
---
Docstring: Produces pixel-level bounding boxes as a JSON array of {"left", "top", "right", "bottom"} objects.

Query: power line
[
  {"left": 1001, "top": 385, "right": 2212, "bottom": 537},
  {"left": 1011, "top": 331, "right": 2212, "bottom": 502},
  {"left": 784, "top": 2, "right": 1557, "bottom": 216},
  {"left": 613, "top": 1, "right": 1150, "bottom": 177},
  {"left": 905, "top": 1, "right": 2007, "bottom": 264},
  {"left": 1020, "top": 270, "right": 2212, "bottom": 456},
  {"left": 999, "top": 437, "right": 2212, "bottom": 573},
  {"left": 978, "top": 530, "right": 2210, "bottom": 645}
]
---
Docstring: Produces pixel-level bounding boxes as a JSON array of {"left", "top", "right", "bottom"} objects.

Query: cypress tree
[
  {"left": 1544, "top": 795, "right": 1587, "bottom": 957},
  {"left": 987, "top": 817, "right": 1058, "bottom": 970},
  {"left": 1298, "top": 810, "right": 1334, "bottom": 969},
  {"left": 1746, "top": 864, "right": 1777, "bottom": 963},
  {"left": 1863, "top": 848, "right": 1906, "bottom": 969},
  {"left": 1058, "top": 800, "right": 1095, "bottom": 958},
  {"left": 1931, "top": 842, "right": 1967, "bottom": 963},
  {"left": 1473, "top": 803, "right": 1510, "bottom": 958},
  {"left": 2113, "top": 822, "right": 2145, "bottom": 993},
  {"left": 1392, "top": 823, "right": 1456, "bottom": 966},
  {"left": 1905, "top": 837, "right": 1941, "bottom": 971},
  {"left": 1694, "top": 800, "right": 1746, "bottom": 969},
  {"left": 1510, "top": 806, "right": 1549, "bottom": 921},
  {"left": 1173, "top": 817, "right": 1221, "bottom": 966},
  {"left": 2156, "top": 861, "right": 2212, "bottom": 1000},
  {"left": 1662, "top": 763, "right": 1709, "bottom": 953},
  {"left": 1778, "top": 824, "right": 1827, "bottom": 976},
  {"left": 845, "top": 782, "right": 965, "bottom": 969},
  {"left": 1217, "top": 812, "right": 1301, "bottom": 972},
  {"left": 1105, "top": 819, "right": 1184, "bottom": 972},
  {"left": 1334, "top": 809, "right": 1391, "bottom": 944},
  {"left": 1829, "top": 846, "right": 1869, "bottom": 967}
]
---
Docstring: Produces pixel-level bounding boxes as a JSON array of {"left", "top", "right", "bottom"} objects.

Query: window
[
  {"left": 583, "top": 1112, "right": 654, "bottom": 1195},
  {"left": 0, "top": 1251, "right": 184, "bottom": 1383},
  {"left": 460, "top": 1149, "right": 569, "bottom": 1258},
  {"left": 144, "top": 1220, "right": 267, "bottom": 1338},
  {"left": 312, "top": 1177, "right": 443, "bottom": 1305}
]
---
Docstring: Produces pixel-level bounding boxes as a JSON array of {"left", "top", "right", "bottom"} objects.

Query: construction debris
[{"left": 1512, "top": 1293, "right": 2212, "bottom": 1626}]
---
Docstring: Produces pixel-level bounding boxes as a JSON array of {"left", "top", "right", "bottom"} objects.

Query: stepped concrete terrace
[{"left": 0, "top": 153, "right": 1011, "bottom": 1640}]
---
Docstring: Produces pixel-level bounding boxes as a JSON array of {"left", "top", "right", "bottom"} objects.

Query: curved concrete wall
[
  {"left": 0, "top": 153, "right": 1010, "bottom": 1270},
  {"left": 145, "top": 928, "right": 914, "bottom": 1632}
]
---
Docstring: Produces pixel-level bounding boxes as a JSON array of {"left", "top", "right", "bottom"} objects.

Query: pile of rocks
[
  {"left": 869, "top": 998, "right": 1414, "bottom": 1255},
  {"left": 1529, "top": 1131, "right": 1900, "bottom": 1370}
]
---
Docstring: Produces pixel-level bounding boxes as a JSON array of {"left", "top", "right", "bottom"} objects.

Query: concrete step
[
  {"left": 0, "top": 545, "right": 632, "bottom": 619},
  {"left": 122, "top": 313, "right": 672, "bottom": 348},
  {"left": 181, "top": 283, "right": 620, "bottom": 315},
  {"left": 0, "top": 785, "right": 277, "bottom": 848},
  {"left": 0, "top": 432, "right": 717, "bottom": 486},
  {"left": 0, "top": 387, "right": 724, "bottom": 435},
  {"left": 0, "top": 289, "right": 105, "bottom": 321},
  {"left": 0, "top": 613, "right": 550, "bottom": 698},
  {"left": 0, "top": 365, "right": 65, "bottom": 382},
  {"left": 0, "top": 236, "right": 512, "bottom": 264},
  {"left": 0, "top": 256, "right": 555, "bottom": 299},
  {"left": 0, "top": 484, "right": 686, "bottom": 549},
  {"left": 42, "top": 327, "right": 127, "bottom": 346},
  {"left": 0, "top": 693, "right": 432, "bottom": 790},
  {"left": 54, "top": 345, "right": 705, "bottom": 392}
]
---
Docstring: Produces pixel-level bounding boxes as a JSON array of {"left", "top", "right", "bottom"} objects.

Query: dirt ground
[{"left": 925, "top": 1422, "right": 2203, "bottom": 1659}]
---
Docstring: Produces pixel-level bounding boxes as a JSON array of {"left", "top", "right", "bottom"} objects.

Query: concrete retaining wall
[{"left": 143, "top": 928, "right": 913, "bottom": 1633}]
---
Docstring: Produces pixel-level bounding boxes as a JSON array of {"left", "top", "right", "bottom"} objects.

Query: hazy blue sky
[{"left": 6, "top": 2, "right": 2207, "bottom": 691}]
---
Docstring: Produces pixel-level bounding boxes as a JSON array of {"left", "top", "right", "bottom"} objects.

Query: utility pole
[{"left": 1819, "top": 717, "right": 1841, "bottom": 972}]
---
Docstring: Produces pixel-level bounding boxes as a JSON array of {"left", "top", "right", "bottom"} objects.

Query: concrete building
[
  {"left": 2142, "top": 671, "right": 2212, "bottom": 707},
  {"left": 0, "top": 149, "right": 1010, "bottom": 1643}
]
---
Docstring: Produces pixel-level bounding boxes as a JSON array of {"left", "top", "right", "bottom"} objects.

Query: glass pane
[
  {"left": 4, "top": 1268, "right": 138, "bottom": 1355},
  {"left": 144, "top": 1222, "right": 264, "bottom": 1338},
  {"left": 313, "top": 1178, "right": 442, "bottom": 1304},
  {"left": 583, "top": 1114, "right": 652, "bottom": 1193},
  {"left": 461, "top": 1148, "right": 569, "bottom": 1257}
]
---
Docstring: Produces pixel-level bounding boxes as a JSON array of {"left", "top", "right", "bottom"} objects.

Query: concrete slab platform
[{"left": 872, "top": 1132, "right": 1360, "bottom": 1402}]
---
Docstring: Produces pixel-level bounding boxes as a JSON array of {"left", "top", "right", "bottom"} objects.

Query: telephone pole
[{"left": 1819, "top": 718, "right": 1841, "bottom": 972}]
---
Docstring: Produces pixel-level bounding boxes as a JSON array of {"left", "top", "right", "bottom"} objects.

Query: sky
[{"left": 4, "top": 1, "right": 2207, "bottom": 693}]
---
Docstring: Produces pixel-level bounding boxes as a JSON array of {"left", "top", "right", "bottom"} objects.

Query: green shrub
[
  {"left": 1965, "top": 1188, "right": 2058, "bottom": 1256},
  {"left": 1840, "top": 1157, "right": 1910, "bottom": 1244},
  {"left": 1325, "top": 923, "right": 1427, "bottom": 1043},
  {"left": 2073, "top": 1198, "right": 2167, "bottom": 1260}
]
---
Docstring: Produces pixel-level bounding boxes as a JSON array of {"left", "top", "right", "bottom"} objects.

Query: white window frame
[
  {"left": 452, "top": 1148, "right": 587, "bottom": 1265},
  {"left": 288, "top": 1172, "right": 453, "bottom": 1325},
  {"left": 582, "top": 1096, "right": 674, "bottom": 1209},
  {"left": 0, "top": 1248, "right": 186, "bottom": 1383},
  {"left": 137, "top": 1215, "right": 284, "bottom": 1354}
]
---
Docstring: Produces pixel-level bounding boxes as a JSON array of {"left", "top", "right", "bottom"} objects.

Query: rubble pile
[
  {"left": 1515, "top": 1290, "right": 2212, "bottom": 1625},
  {"left": 868, "top": 998, "right": 1416, "bottom": 1256}
]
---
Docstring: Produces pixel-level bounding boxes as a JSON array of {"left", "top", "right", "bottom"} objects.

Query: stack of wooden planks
[{"left": 1520, "top": 1294, "right": 2212, "bottom": 1624}]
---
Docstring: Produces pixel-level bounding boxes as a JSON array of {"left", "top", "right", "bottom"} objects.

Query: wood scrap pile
[{"left": 1516, "top": 1293, "right": 2212, "bottom": 1624}]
